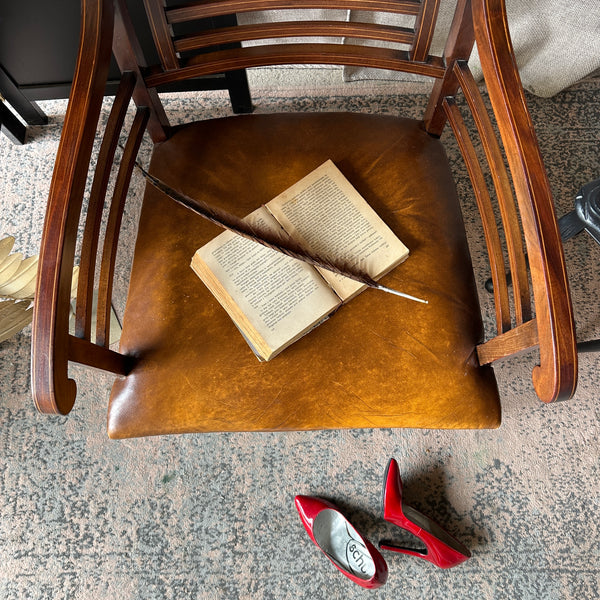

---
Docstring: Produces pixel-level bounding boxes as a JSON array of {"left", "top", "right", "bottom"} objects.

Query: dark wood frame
[{"left": 31, "top": 0, "right": 578, "bottom": 419}]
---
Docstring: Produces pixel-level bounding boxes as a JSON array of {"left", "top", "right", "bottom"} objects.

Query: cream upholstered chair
[{"left": 32, "top": 0, "right": 577, "bottom": 437}]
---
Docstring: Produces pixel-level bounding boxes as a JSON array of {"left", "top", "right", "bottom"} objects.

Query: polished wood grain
[
  {"left": 31, "top": 0, "right": 115, "bottom": 415},
  {"left": 113, "top": 0, "right": 169, "bottom": 143},
  {"left": 423, "top": 0, "right": 475, "bottom": 135},
  {"left": 75, "top": 71, "right": 135, "bottom": 341},
  {"left": 166, "top": 0, "right": 421, "bottom": 23},
  {"left": 476, "top": 319, "right": 539, "bottom": 364},
  {"left": 454, "top": 61, "right": 531, "bottom": 326},
  {"left": 473, "top": 0, "right": 577, "bottom": 402},
  {"left": 145, "top": 43, "right": 446, "bottom": 88},
  {"left": 142, "top": 0, "right": 179, "bottom": 71},
  {"left": 68, "top": 334, "right": 131, "bottom": 375},
  {"left": 443, "top": 95, "right": 512, "bottom": 334},
  {"left": 174, "top": 21, "right": 415, "bottom": 53},
  {"left": 31, "top": 0, "right": 578, "bottom": 428},
  {"left": 411, "top": 0, "right": 441, "bottom": 62},
  {"left": 96, "top": 106, "right": 149, "bottom": 347}
]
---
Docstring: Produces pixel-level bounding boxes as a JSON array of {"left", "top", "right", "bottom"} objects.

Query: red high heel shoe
[
  {"left": 379, "top": 458, "right": 471, "bottom": 569},
  {"left": 295, "top": 495, "right": 388, "bottom": 589}
]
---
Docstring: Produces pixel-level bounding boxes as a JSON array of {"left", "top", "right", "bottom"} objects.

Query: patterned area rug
[{"left": 1, "top": 77, "right": 599, "bottom": 599}]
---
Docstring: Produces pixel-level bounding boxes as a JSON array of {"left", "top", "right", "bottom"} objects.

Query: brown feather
[{"left": 131, "top": 157, "right": 427, "bottom": 303}]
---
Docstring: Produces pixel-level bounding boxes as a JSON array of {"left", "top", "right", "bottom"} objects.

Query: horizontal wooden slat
[
  {"left": 167, "top": 0, "right": 421, "bottom": 23},
  {"left": 477, "top": 319, "right": 539, "bottom": 365},
  {"left": 68, "top": 334, "right": 132, "bottom": 375},
  {"left": 174, "top": 21, "right": 415, "bottom": 52},
  {"left": 145, "top": 43, "right": 445, "bottom": 87}
]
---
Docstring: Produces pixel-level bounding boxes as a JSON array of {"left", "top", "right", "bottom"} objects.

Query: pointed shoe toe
[
  {"left": 380, "top": 458, "right": 471, "bottom": 569},
  {"left": 295, "top": 495, "right": 388, "bottom": 589}
]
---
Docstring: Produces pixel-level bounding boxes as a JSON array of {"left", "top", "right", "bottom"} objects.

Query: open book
[{"left": 191, "top": 160, "right": 409, "bottom": 360}]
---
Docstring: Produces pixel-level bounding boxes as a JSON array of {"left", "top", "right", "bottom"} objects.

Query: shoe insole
[{"left": 312, "top": 509, "right": 375, "bottom": 579}]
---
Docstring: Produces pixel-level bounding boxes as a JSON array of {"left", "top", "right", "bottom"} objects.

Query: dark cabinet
[{"left": 0, "top": 0, "right": 252, "bottom": 142}]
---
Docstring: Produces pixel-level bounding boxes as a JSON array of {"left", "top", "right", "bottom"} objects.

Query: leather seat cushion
[{"left": 107, "top": 112, "right": 500, "bottom": 438}]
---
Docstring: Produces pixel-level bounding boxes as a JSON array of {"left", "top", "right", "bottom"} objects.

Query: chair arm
[
  {"left": 31, "top": 0, "right": 115, "bottom": 414},
  {"left": 473, "top": 0, "right": 578, "bottom": 401}
]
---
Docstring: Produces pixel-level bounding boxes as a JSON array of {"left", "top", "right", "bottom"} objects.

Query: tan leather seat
[
  {"left": 31, "top": 0, "right": 577, "bottom": 437},
  {"left": 107, "top": 113, "right": 500, "bottom": 437}
]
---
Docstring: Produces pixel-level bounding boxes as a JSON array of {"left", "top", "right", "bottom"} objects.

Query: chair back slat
[
  {"left": 75, "top": 71, "right": 136, "bottom": 342},
  {"left": 411, "top": 0, "right": 441, "bottom": 62},
  {"left": 424, "top": 0, "right": 475, "bottom": 135},
  {"left": 174, "top": 21, "right": 415, "bottom": 53},
  {"left": 443, "top": 96, "right": 513, "bottom": 334},
  {"left": 165, "top": 0, "right": 422, "bottom": 23},
  {"left": 143, "top": 0, "right": 179, "bottom": 70},
  {"left": 113, "top": 0, "right": 170, "bottom": 142},
  {"left": 96, "top": 106, "right": 149, "bottom": 348},
  {"left": 145, "top": 43, "right": 446, "bottom": 88},
  {"left": 138, "top": 0, "right": 447, "bottom": 91},
  {"left": 453, "top": 61, "right": 532, "bottom": 326}
]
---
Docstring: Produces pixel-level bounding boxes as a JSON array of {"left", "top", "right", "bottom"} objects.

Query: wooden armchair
[{"left": 32, "top": 0, "right": 578, "bottom": 438}]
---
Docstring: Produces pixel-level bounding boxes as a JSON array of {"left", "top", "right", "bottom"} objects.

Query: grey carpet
[{"left": 1, "top": 77, "right": 599, "bottom": 599}]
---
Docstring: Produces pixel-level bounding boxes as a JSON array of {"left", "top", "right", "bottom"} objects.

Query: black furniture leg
[
  {"left": 572, "top": 178, "right": 600, "bottom": 351},
  {"left": 0, "top": 66, "right": 48, "bottom": 125},
  {"left": 0, "top": 65, "right": 48, "bottom": 143},
  {"left": 577, "top": 339, "right": 600, "bottom": 352},
  {"left": 214, "top": 15, "right": 253, "bottom": 115},
  {"left": 225, "top": 69, "right": 253, "bottom": 114},
  {"left": 0, "top": 100, "right": 26, "bottom": 144}
]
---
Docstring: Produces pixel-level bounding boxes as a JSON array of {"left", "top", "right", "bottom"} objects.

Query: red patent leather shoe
[
  {"left": 379, "top": 458, "right": 471, "bottom": 569},
  {"left": 295, "top": 495, "right": 388, "bottom": 589}
]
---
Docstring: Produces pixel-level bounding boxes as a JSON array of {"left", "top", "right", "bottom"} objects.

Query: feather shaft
[{"left": 132, "top": 158, "right": 426, "bottom": 303}]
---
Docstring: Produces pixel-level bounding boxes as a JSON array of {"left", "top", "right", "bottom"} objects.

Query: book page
[
  {"left": 191, "top": 207, "right": 341, "bottom": 360},
  {"left": 266, "top": 160, "right": 409, "bottom": 301}
]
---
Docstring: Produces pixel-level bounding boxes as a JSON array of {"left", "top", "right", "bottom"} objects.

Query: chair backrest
[{"left": 31, "top": 0, "right": 577, "bottom": 417}]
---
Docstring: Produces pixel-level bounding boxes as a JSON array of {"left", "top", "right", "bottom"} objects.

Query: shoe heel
[{"left": 380, "top": 458, "right": 471, "bottom": 569}]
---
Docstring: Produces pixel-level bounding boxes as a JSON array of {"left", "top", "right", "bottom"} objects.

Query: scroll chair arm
[
  {"left": 31, "top": 0, "right": 130, "bottom": 415},
  {"left": 473, "top": 0, "right": 577, "bottom": 402}
]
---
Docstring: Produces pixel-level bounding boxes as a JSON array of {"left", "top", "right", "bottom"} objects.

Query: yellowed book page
[
  {"left": 191, "top": 207, "right": 341, "bottom": 360},
  {"left": 266, "top": 160, "right": 409, "bottom": 301}
]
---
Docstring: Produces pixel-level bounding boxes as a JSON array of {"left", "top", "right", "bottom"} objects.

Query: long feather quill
[{"left": 131, "top": 157, "right": 427, "bottom": 304}]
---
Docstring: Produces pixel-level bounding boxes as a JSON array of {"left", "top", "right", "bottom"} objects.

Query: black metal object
[
  {"left": 577, "top": 339, "right": 600, "bottom": 353},
  {"left": 573, "top": 178, "right": 600, "bottom": 245},
  {"left": 572, "top": 178, "right": 600, "bottom": 352}
]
